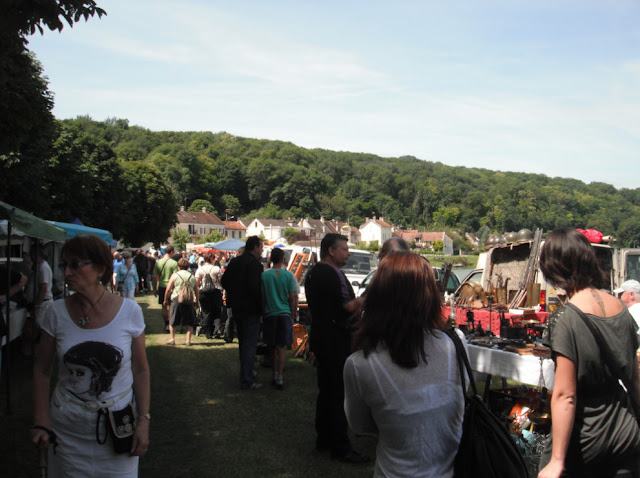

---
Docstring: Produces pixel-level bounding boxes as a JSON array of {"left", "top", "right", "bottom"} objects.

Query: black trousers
[
  {"left": 200, "top": 289, "right": 222, "bottom": 338},
  {"left": 315, "top": 355, "right": 351, "bottom": 456}
]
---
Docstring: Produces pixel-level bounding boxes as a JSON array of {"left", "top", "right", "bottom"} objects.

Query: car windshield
[{"left": 342, "top": 253, "right": 376, "bottom": 274}]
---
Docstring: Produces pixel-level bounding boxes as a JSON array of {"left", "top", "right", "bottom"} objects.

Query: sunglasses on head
[{"left": 60, "top": 260, "right": 93, "bottom": 271}]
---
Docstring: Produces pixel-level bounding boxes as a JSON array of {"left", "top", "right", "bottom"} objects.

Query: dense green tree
[
  {"left": 243, "top": 203, "right": 285, "bottom": 220},
  {"left": 199, "top": 231, "right": 224, "bottom": 244},
  {"left": 46, "top": 123, "right": 126, "bottom": 235},
  {"left": 1, "top": 1, "right": 106, "bottom": 212},
  {"left": 172, "top": 228, "right": 191, "bottom": 251},
  {"left": 120, "top": 162, "right": 176, "bottom": 246},
  {"left": 188, "top": 199, "right": 216, "bottom": 215},
  {"left": 221, "top": 195, "right": 242, "bottom": 219},
  {"left": 0, "top": 51, "right": 55, "bottom": 211}
]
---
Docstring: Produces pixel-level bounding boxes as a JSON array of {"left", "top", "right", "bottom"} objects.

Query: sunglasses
[{"left": 60, "top": 260, "right": 93, "bottom": 271}]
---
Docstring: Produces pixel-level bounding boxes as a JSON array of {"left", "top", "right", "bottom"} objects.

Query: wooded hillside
[{"left": 4, "top": 116, "right": 640, "bottom": 247}]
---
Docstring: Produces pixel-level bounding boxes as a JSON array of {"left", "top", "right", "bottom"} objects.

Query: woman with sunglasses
[{"left": 30, "top": 234, "right": 150, "bottom": 477}]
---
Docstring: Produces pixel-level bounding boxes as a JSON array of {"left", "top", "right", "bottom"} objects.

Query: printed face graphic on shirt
[
  {"left": 65, "top": 363, "right": 93, "bottom": 395},
  {"left": 62, "top": 341, "right": 123, "bottom": 399}
]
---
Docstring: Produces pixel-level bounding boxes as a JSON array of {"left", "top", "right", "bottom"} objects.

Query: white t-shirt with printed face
[{"left": 42, "top": 298, "right": 145, "bottom": 402}]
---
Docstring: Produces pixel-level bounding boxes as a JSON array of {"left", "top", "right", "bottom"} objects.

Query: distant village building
[
  {"left": 242, "top": 218, "right": 301, "bottom": 241},
  {"left": 173, "top": 206, "right": 225, "bottom": 243},
  {"left": 465, "top": 232, "right": 480, "bottom": 249},
  {"left": 339, "top": 223, "right": 360, "bottom": 245},
  {"left": 224, "top": 220, "right": 246, "bottom": 240},
  {"left": 359, "top": 216, "right": 392, "bottom": 246},
  {"left": 298, "top": 217, "right": 339, "bottom": 241},
  {"left": 394, "top": 229, "right": 454, "bottom": 255}
]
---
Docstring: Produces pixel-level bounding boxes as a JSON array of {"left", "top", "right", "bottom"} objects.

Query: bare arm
[
  {"left": 344, "top": 296, "right": 364, "bottom": 317},
  {"left": 34, "top": 280, "right": 49, "bottom": 307},
  {"left": 288, "top": 290, "right": 298, "bottom": 319},
  {"left": 163, "top": 275, "right": 176, "bottom": 306},
  {"left": 538, "top": 354, "right": 577, "bottom": 478},
  {"left": 31, "top": 331, "right": 56, "bottom": 447},
  {"left": 130, "top": 334, "right": 150, "bottom": 456}
]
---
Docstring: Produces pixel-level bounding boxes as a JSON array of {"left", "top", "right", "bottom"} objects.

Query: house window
[{"left": 188, "top": 225, "right": 195, "bottom": 234}]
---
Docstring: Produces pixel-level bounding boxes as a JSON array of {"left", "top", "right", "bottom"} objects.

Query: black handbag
[
  {"left": 97, "top": 403, "right": 135, "bottom": 454},
  {"left": 444, "top": 328, "right": 529, "bottom": 478}
]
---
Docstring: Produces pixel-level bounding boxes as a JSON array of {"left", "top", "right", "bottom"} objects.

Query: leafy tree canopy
[
  {"left": 189, "top": 199, "right": 216, "bottom": 215},
  {"left": 172, "top": 228, "right": 191, "bottom": 251},
  {"left": 16, "top": 116, "right": 640, "bottom": 249}
]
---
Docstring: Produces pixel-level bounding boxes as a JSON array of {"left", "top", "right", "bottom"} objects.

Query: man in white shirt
[
  {"left": 31, "top": 250, "right": 53, "bottom": 327},
  {"left": 614, "top": 279, "right": 640, "bottom": 329}
]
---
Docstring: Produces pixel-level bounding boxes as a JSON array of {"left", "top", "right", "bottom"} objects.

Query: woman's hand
[
  {"left": 130, "top": 419, "right": 149, "bottom": 456},
  {"left": 30, "top": 426, "right": 50, "bottom": 448},
  {"left": 537, "top": 457, "right": 564, "bottom": 478}
]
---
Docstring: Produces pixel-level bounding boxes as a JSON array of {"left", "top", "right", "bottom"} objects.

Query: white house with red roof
[{"left": 359, "top": 216, "right": 392, "bottom": 246}]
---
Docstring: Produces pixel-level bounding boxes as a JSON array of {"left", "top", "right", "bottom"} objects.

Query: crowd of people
[{"left": 6, "top": 228, "right": 638, "bottom": 477}]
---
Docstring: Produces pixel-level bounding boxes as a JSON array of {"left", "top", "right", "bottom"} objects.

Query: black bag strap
[
  {"left": 566, "top": 302, "right": 639, "bottom": 413},
  {"left": 96, "top": 408, "right": 109, "bottom": 445},
  {"left": 443, "top": 327, "right": 478, "bottom": 398}
]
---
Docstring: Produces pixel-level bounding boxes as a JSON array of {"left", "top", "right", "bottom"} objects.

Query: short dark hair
[
  {"left": 379, "top": 237, "right": 410, "bottom": 259},
  {"left": 320, "top": 233, "right": 349, "bottom": 259},
  {"left": 203, "top": 252, "right": 214, "bottom": 263},
  {"left": 270, "top": 248, "right": 285, "bottom": 265},
  {"left": 245, "top": 236, "right": 262, "bottom": 253},
  {"left": 61, "top": 234, "right": 113, "bottom": 286},
  {"left": 354, "top": 252, "right": 444, "bottom": 368},
  {"left": 539, "top": 228, "right": 607, "bottom": 296},
  {"left": 164, "top": 245, "right": 174, "bottom": 255}
]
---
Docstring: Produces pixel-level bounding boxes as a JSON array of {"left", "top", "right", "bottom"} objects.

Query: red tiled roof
[
  {"left": 224, "top": 221, "right": 246, "bottom": 230},
  {"left": 176, "top": 210, "right": 224, "bottom": 226}
]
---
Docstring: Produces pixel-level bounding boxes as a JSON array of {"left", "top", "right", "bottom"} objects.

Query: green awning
[{"left": 0, "top": 201, "right": 67, "bottom": 242}]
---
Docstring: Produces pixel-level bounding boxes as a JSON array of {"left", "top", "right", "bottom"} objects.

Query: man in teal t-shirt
[{"left": 261, "top": 248, "right": 298, "bottom": 390}]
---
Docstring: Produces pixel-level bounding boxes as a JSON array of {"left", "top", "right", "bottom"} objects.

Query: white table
[{"left": 467, "top": 344, "right": 555, "bottom": 390}]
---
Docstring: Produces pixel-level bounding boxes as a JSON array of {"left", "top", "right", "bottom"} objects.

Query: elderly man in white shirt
[{"left": 614, "top": 279, "right": 640, "bottom": 330}]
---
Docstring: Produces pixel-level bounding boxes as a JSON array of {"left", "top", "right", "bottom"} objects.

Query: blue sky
[{"left": 27, "top": 1, "right": 640, "bottom": 189}]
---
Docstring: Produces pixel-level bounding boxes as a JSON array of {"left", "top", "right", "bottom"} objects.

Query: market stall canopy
[
  {"left": 211, "top": 238, "right": 245, "bottom": 251},
  {"left": 0, "top": 201, "right": 66, "bottom": 242},
  {"left": 0, "top": 220, "right": 26, "bottom": 238},
  {"left": 51, "top": 221, "right": 113, "bottom": 244}
]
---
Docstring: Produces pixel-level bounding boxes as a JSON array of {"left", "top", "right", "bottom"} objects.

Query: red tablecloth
[{"left": 442, "top": 306, "right": 549, "bottom": 336}]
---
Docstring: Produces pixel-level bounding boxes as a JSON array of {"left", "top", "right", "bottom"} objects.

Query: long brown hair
[{"left": 353, "top": 252, "right": 445, "bottom": 368}]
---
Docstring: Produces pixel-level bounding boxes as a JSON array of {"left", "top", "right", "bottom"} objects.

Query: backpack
[
  {"left": 200, "top": 267, "right": 216, "bottom": 293},
  {"left": 444, "top": 328, "right": 529, "bottom": 478},
  {"left": 177, "top": 272, "right": 194, "bottom": 304}
]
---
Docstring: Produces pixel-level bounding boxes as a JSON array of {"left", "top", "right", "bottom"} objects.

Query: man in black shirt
[
  {"left": 221, "top": 236, "right": 264, "bottom": 390},
  {"left": 305, "top": 233, "right": 368, "bottom": 463}
]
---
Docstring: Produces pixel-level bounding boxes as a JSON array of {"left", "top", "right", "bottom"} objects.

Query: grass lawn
[{"left": 1, "top": 295, "right": 377, "bottom": 477}]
